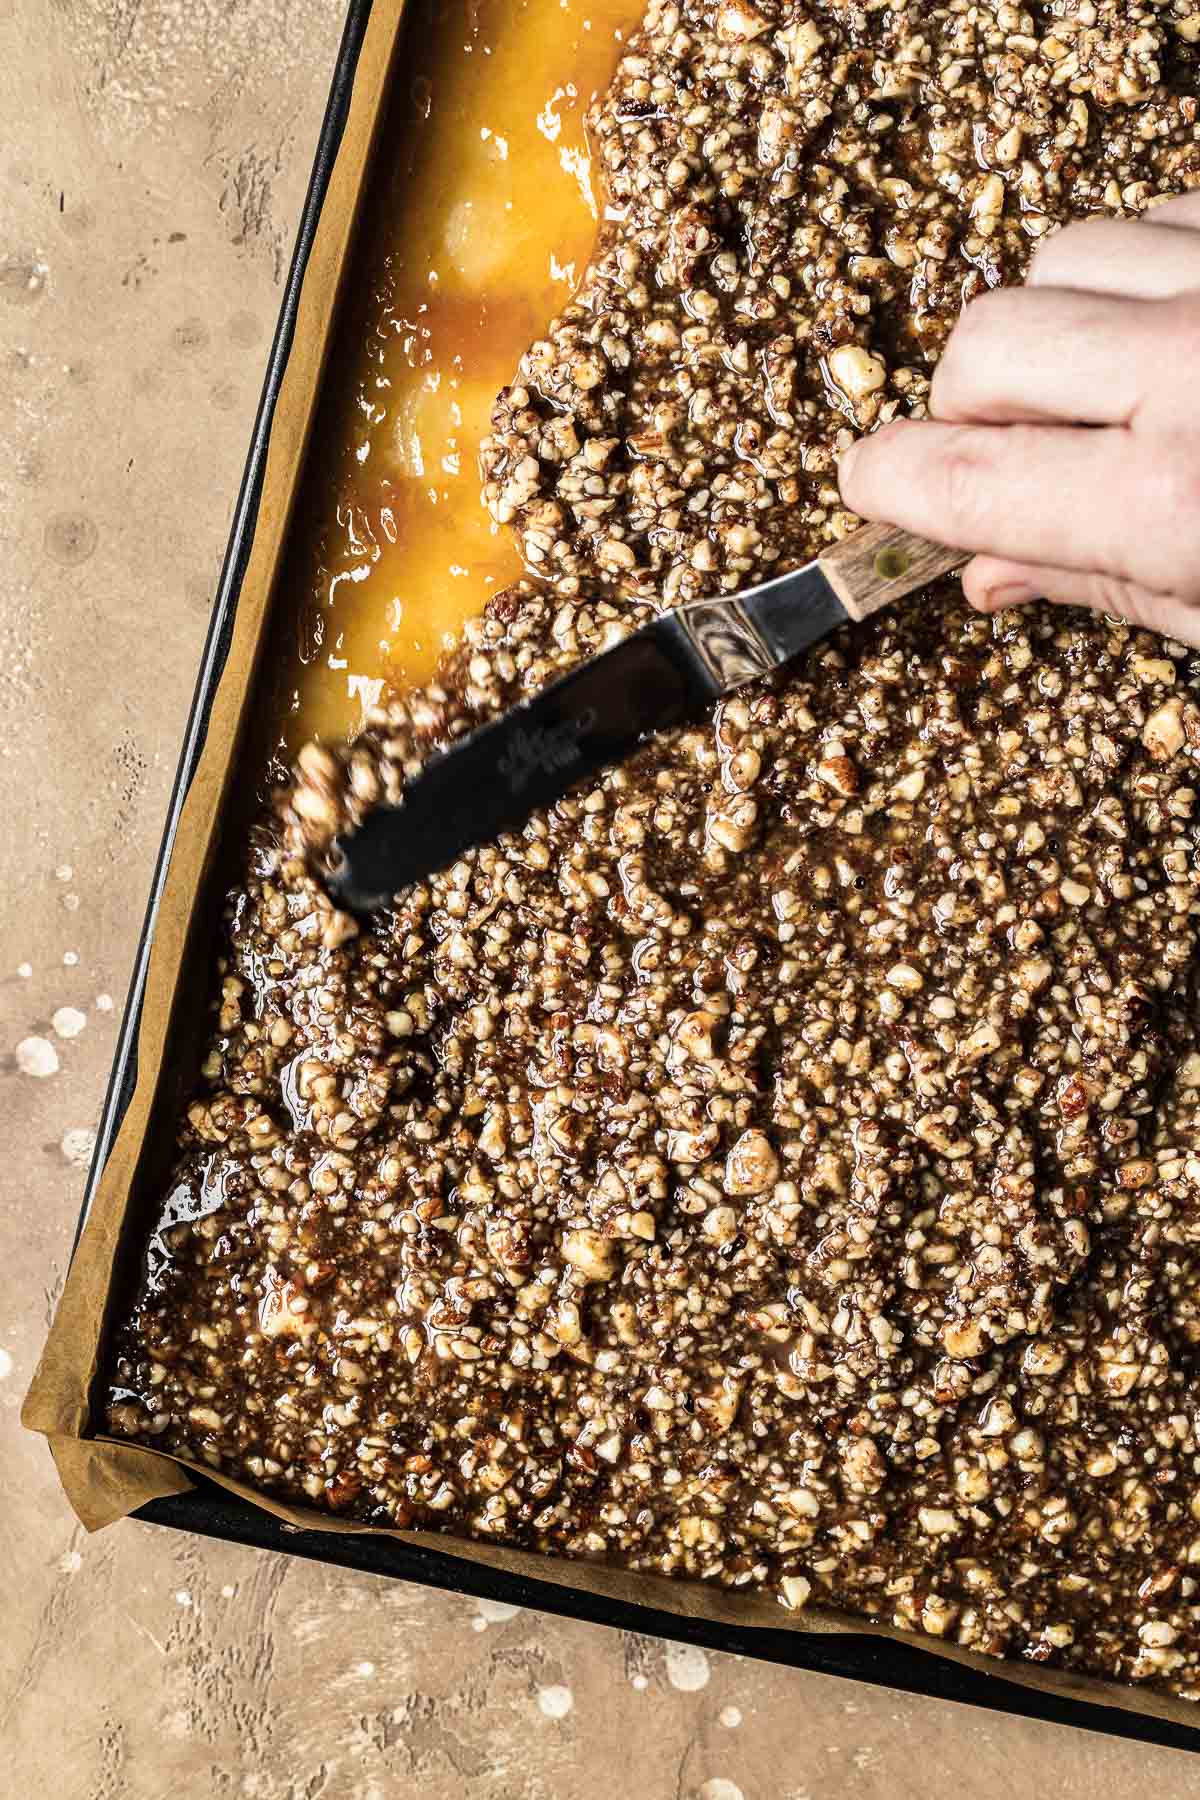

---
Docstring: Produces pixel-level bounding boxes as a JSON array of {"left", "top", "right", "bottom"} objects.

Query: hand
[{"left": 837, "top": 193, "right": 1200, "bottom": 647}]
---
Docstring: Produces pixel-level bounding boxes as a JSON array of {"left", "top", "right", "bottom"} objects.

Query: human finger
[
  {"left": 961, "top": 553, "right": 1200, "bottom": 647},
  {"left": 929, "top": 286, "right": 1157, "bottom": 425},
  {"left": 838, "top": 418, "right": 1144, "bottom": 578},
  {"left": 1141, "top": 190, "right": 1200, "bottom": 233},
  {"left": 1027, "top": 216, "right": 1200, "bottom": 299}
]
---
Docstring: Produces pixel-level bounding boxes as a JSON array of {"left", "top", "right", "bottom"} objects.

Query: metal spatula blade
[{"left": 326, "top": 522, "right": 965, "bottom": 914}]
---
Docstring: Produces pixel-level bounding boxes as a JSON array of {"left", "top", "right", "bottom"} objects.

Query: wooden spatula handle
[{"left": 818, "top": 522, "right": 968, "bottom": 623}]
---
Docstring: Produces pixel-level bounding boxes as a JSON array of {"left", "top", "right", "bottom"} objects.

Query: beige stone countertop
[{"left": 2, "top": 3, "right": 1199, "bottom": 1794}]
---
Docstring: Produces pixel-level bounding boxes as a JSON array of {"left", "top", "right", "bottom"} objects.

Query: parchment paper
[{"left": 21, "top": 0, "right": 1200, "bottom": 1740}]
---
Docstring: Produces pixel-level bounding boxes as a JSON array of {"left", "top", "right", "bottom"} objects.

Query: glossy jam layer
[{"left": 268, "top": 0, "right": 636, "bottom": 746}]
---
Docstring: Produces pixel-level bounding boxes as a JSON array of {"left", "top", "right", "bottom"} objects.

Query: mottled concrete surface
[{"left": 3, "top": 3, "right": 1200, "bottom": 1795}]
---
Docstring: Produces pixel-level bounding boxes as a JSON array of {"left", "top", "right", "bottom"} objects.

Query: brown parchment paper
[{"left": 21, "top": 0, "right": 1200, "bottom": 1740}]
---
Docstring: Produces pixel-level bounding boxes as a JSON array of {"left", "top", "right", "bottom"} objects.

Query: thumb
[{"left": 961, "top": 555, "right": 1200, "bottom": 648}]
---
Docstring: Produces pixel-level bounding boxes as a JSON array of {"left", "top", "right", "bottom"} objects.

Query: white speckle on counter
[
  {"left": 174, "top": 1590, "right": 193, "bottom": 1608},
  {"left": 96, "top": 993, "right": 114, "bottom": 1012},
  {"left": 537, "top": 1685, "right": 573, "bottom": 1719},
  {"left": 719, "top": 1706, "right": 742, "bottom": 1729},
  {"left": 665, "top": 1642, "right": 710, "bottom": 1691},
  {"left": 62, "top": 893, "right": 80, "bottom": 911},
  {"left": 52, "top": 1005, "right": 87, "bottom": 1039},
  {"left": 63, "top": 950, "right": 79, "bottom": 967},
  {"left": 16, "top": 1036, "right": 59, "bottom": 1077},
  {"left": 0, "top": 1347, "right": 13, "bottom": 1380},
  {"left": 630, "top": 1673, "right": 648, "bottom": 1691},
  {"left": 356, "top": 1661, "right": 376, "bottom": 1678},
  {"left": 58, "top": 1549, "right": 83, "bottom": 1575},
  {"left": 17, "top": 963, "right": 32, "bottom": 979},
  {"left": 61, "top": 1126, "right": 97, "bottom": 1166},
  {"left": 698, "top": 1782, "right": 744, "bottom": 1800},
  {"left": 476, "top": 1597, "right": 520, "bottom": 1626},
  {"left": 220, "top": 1584, "right": 236, "bottom": 1598},
  {"left": 55, "top": 863, "right": 73, "bottom": 881}
]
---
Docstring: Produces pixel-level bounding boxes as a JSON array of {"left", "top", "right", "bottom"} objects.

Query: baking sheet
[
  {"left": 136, "top": 1480, "right": 1200, "bottom": 1752},
  {"left": 21, "top": 0, "right": 1200, "bottom": 1747}
]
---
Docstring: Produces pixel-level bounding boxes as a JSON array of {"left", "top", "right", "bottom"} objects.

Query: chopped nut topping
[{"left": 106, "top": 0, "right": 1200, "bottom": 1706}]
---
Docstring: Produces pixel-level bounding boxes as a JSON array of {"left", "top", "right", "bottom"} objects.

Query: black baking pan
[{"left": 64, "top": 0, "right": 1199, "bottom": 1755}]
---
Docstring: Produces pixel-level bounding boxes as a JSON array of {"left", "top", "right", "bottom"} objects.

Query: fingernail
[{"left": 977, "top": 581, "right": 1037, "bottom": 612}]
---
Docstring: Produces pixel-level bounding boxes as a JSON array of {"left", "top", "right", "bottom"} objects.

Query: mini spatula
[{"left": 327, "top": 521, "right": 966, "bottom": 914}]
